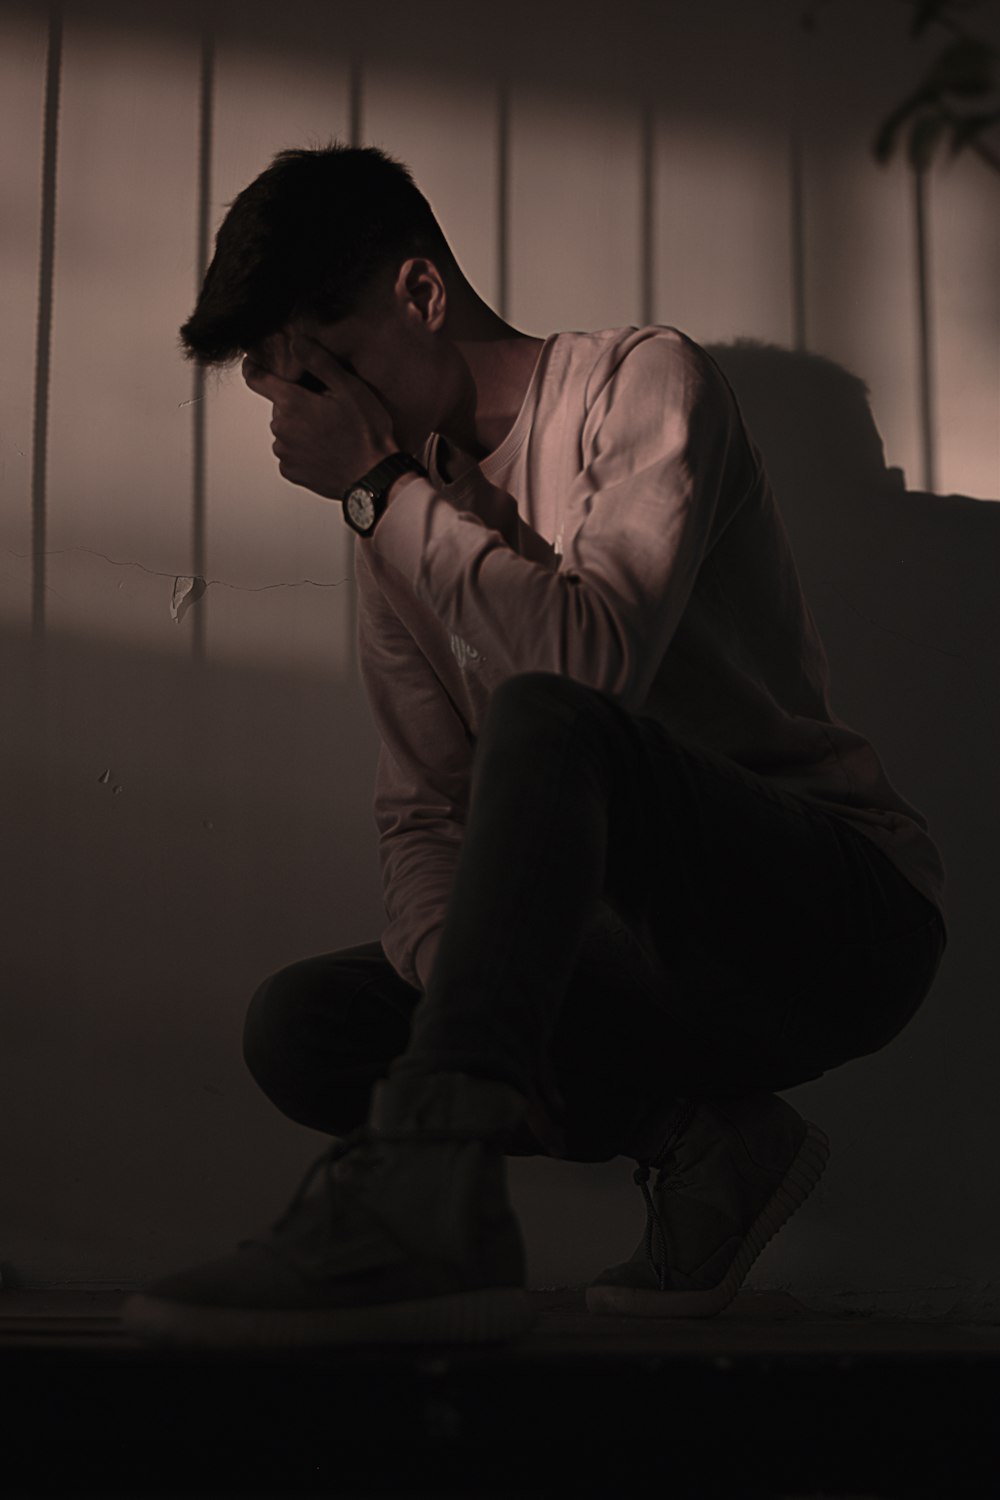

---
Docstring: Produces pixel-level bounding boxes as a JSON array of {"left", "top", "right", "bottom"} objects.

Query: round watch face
[{"left": 346, "top": 486, "right": 376, "bottom": 533}]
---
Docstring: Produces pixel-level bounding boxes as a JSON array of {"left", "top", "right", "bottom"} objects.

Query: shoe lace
[
  {"left": 633, "top": 1162, "right": 669, "bottom": 1290},
  {"left": 267, "top": 1124, "right": 511, "bottom": 1236},
  {"left": 633, "top": 1097, "right": 700, "bottom": 1292}
]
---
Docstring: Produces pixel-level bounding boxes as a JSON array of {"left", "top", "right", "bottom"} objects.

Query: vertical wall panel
[
  {"left": 508, "top": 84, "right": 642, "bottom": 336},
  {"left": 43, "top": 11, "right": 200, "bottom": 649},
  {"left": 796, "top": 1, "right": 940, "bottom": 489},
  {"left": 653, "top": 121, "right": 794, "bottom": 346},
  {"left": 648, "top": 1, "right": 796, "bottom": 348},
  {"left": 802, "top": 134, "right": 924, "bottom": 484},
  {"left": 203, "top": 39, "right": 354, "bottom": 675},
  {"left": 362, "top": 63, "right": 501, "bottom": 314},
  {"left": 930, "top": 152, "right": 1000, "bottom": 500},
  {"left": 0, "top": 5, "right": 48, "bottom": 627}
]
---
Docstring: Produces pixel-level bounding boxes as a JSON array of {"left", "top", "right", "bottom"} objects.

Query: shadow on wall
[
  {"left": 514, "top": 346, "right": 1000, "bottom": 1299},
  {"left": 707, "top": 338, "right": 998, "bottom": 1013}
]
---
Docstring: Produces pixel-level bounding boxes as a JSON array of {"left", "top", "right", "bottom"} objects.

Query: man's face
[{"left": 247, "top": 275, "right": 445, "bottom": 456}]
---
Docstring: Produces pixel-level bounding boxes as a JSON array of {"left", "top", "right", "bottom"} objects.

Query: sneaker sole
[
  {"left": 120, "top": 1284, "right": 533, "bottom": 1348},
  {"left": 585, "top": 1119, "right": 830, "bottom": 1320}
]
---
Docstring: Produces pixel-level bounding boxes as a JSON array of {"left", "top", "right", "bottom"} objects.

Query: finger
[
  {"left": 242, "top": 361, "right": 274, "bottom": 396},
  {"left": 241, "top": 354, "right": 269, "bottom": 385},
  {"left": 242, "top": 357, "right": 292, "bottom": 400},
  {"left": 296, "top": 368, "right": 329, "bottom": 395},
  {"left": 289, "top": 334, "right": 346, "bottom": 387}
]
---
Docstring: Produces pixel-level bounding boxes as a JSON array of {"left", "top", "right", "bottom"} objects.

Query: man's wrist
[
  {"left": 344, "top": 454, "right": 427, "bottom": 538},
  {"left": 386, "top": 470, "right": 424, "bottom": 506}
]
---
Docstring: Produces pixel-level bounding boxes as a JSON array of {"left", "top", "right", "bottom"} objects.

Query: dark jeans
[{"left": 243, "top": 672, "right": 946, "bottom": 1163}]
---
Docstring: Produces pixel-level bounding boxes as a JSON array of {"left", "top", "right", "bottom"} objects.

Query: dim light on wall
[{"left": 6, "top": 2, "right": 997, "bottom": 669}]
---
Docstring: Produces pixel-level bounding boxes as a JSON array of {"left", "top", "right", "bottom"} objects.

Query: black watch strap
[{"left": 342, "top": 453, "right": 428, "bottom": 536}]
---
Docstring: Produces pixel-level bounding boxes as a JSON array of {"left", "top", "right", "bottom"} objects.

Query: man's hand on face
[{"left": 241, "top": 334, "right": 397, "bottom": 501}]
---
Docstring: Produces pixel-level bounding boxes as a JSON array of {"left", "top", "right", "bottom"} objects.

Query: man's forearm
[{"left": 385, "top": 469, "right": 426, "bottom": 508}]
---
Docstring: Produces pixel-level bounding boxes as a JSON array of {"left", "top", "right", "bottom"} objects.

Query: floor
[{"left": 3, "top": 1286, "right": 998, "bottom": 1497}]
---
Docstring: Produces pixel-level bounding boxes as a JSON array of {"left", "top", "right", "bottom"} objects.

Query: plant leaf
[
  {"left": 911, "top": 0, "right": 951, "bottom": 39},
  {"left": 874, "top": 91, "right": 933, "bottom": 162},
  {"left": 948, "top": 107, "right": 1000, "bottom": 155},
  {"left": 908, "top": 111, "right": 948, "bottom": 169},
  {"left": 923, "top": 38, "right": 995, "bottom": 99}
]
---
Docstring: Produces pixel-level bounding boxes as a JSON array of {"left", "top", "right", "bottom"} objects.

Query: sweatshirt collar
[{"left": 426, "top": 332, "right": 557, "bottom": 491}]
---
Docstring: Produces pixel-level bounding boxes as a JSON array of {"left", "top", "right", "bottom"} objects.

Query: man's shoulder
[{"left": 562, "top": 324, "right": 718, "bottom": 408}]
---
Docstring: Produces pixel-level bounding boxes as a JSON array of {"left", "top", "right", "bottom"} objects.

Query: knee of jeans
[
  {"left": 241, "top": 973, "right": 290, "bottom": 1088},
  {"left": 486, "top": 670, "right": 593, "bottom": 735},
  {"left": 491, "top": 670, "right": 566, "bottom": 706}
]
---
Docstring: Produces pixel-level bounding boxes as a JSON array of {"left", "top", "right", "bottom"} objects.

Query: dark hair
[{"left": 179, "top": 141, "right": 456, "bottom": 367}]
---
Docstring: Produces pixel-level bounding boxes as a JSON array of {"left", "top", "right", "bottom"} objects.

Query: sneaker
[
  {"left": 586, "top": 1091, "right": 829, "bottom": 1318},
  {"left": 120, "top": 1071, "right": 535, "bottom": 1348}
]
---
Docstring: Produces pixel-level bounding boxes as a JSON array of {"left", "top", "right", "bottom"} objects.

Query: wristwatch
[{"left": 342, "top": 452, "right": 429, "bottom": 537}]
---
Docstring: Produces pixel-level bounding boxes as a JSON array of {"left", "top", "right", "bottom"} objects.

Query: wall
[{"left": 2, "top": 0, "right": 998, "bottom": 1317}]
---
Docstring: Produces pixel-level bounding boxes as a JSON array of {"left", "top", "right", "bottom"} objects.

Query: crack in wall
[
  {"left": 2, "top": 545, "right": 348, "bottom": 593},
  {"left": 820, "top": 579, "right": 981, "bottom": 668}
]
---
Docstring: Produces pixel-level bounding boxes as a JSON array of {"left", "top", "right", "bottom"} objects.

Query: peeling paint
[
  {"left": 171, "top": 574, "right": 206, "bottom": 623},
  {"left": 97, "top": 769, "right": 111, "bottom": 784},
  {"left": 112, "top": 785, "right": 123, "bottom": 796}
]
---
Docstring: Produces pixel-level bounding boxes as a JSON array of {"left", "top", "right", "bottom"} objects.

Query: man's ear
[{"left": 399, "top": 258, "right": 447, "bottom": 332}]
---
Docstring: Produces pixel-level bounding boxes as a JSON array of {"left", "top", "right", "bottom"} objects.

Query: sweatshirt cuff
[
  {"left": 413, "top": 925, "right": 443, "bottom": 995},
  {"left": 369, "top": 475, "right": 481, "bottom": 577}
]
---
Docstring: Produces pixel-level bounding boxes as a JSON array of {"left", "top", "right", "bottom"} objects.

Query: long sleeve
[
  {"left": 353, "top": 320, "right": 945, "bottom": 967},
  {"left": 354, "top": 538, "right": 473, "bottom": 992},
  {"left": 368, "top": 333, "right": 753, "bottom": 713}
]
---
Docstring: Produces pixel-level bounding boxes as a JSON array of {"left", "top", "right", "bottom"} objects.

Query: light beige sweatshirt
[{"left": 355, "top": 325, "right": 946, "bottom": 993}]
